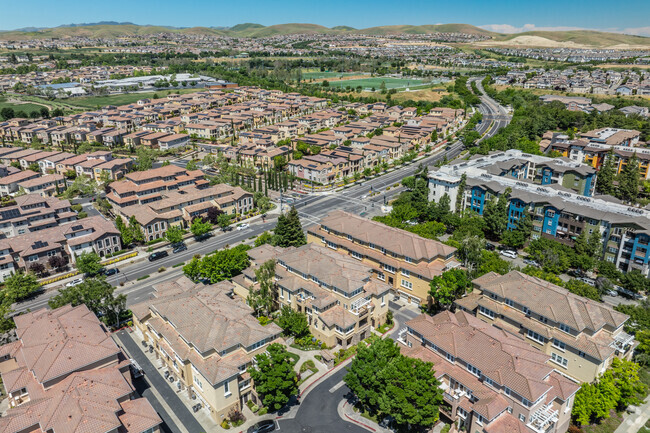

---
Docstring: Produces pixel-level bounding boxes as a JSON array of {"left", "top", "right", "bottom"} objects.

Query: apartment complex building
[
  {"left": 0, "top": 193, "right": 76, "bottom": 238},
  {"left": 546, "top": 128, "right": 649, "bottom": 179},
  {"left": 400, "top": 310, "right": 580, "bottom": 433},
  {"left": 0, "top": 304, "right": 161, "bottom": 433},
  {"left": 0, "top": 215, "right": 121, "bottom": 282},
  {"left": 429, "top": 150, "right": 650, "bottom": 276},
  {"left": 132, "top": 276, "right": 283, "bottom": 422},
  {"left": 306, "top": 210, "right": 460, "bottom": 305},
  {"left": 455, "top": 271, "right": 635, "bottom": 383},
  {"left": 232, "top": 243, "right": 391, "bottom": 348}
]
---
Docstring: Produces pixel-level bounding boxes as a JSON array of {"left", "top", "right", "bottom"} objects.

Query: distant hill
[
  {"left": 491, "top": 30, "right": 650, "bottom": 47},
  {"left": 1, "top": 22, "right": 649, "bottom": 48}
]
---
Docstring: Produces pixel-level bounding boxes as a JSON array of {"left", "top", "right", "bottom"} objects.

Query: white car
[
  {"left": 66, "top": 278, "right": 84, "bottom": 288},
  {"left": 236, "top": 223, "right": 250, "bottom": 231},
  {"left": 499, "top": 250, "right": 518, "bottom": 259}
]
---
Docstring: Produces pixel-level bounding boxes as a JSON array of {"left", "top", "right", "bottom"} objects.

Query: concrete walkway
[{"left": 613, "top": 395, "right": 650, "bottom": 433}]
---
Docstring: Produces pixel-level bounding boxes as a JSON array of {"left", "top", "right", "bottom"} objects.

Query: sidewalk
[
  {"left": 338, "top": 398, "right": 448, "bottom": 433},
  {"left": 613, "top": 395, "right": 650, "bottom": 433}
]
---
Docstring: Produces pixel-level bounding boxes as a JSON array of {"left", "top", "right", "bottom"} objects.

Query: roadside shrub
[
  {"left": 158, "top": 267, "right": 166, "bottom": 273},
  {"left": 258, "top": 407, "right": 268, "bottom": 416}
]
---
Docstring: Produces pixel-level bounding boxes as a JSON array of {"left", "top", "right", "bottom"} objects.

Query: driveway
[
  {"left": 279, "top": 367, "right": 368, "bottom": 433},
  {"left": 114, "top": 330, "right": 209, "bottom": 433}
]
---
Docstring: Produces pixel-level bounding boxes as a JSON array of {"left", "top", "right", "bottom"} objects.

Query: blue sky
[{"left": 2, "top": 0, "right": 650, "bottom": 36}]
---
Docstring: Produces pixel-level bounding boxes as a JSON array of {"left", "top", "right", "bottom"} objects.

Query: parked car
[
  {"left": 485, "top": 243, "right": 496, "bottom": 251},
  {"left": 195, "top": 233, "right": 211, "bottom": 242},
  {"left": 247, "top": 420, "right": 276, "bottom": 433},
  {"left": 129, "top": 359, "right": 144, "bottom": 379},
  {"left": 172, "top": 244, "right": 187, "bottom": 254},
  {"left": 236, "top": 223, "right": 250, "bottom": 231},
  {"left": 523, "top": 258, "right": 540, "bottom": 267},
  {"left": 499, "top": 250, "right": 518, "bottom": 259},
  {"left": 66, "top": 278, "right": 84, "bottom": 288},
  {"left": 148, "top": 251, "right": 168, "bottom": 261},
  {"left": 578, "top": 277, "right": 596, "bottom": 287},
  {"left": 221, "top": 226, "right": 233, "bottom": 232},
  {"left": 104, "top": 268, "right": 119, "bottom": 276},
  {"left": 605, "top": 289, "right": 618, "bottom": 297}
]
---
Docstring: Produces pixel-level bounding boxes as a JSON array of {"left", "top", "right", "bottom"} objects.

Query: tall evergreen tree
[
  {"left": 596, "top": 149, "right": 615, "bottom": 195},
  {"left": 618, "top": 153, "right": 640, "bottom": 203},
  {"left": 273, "top": 207, "right": 306, "bottom": 247}
]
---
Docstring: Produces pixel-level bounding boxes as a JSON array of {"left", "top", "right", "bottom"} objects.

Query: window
[
  {"left": 466, "top": 363, "right": 481, "bottom": 378},
  {"left": 519, "top": 414, "right": 526, "bottom": 422},
  {"left": 476, "top": 414, "right": 485, "bottom": 426},
  {"left": 552, "top": 339, "right": 566, "bottom": 351},
  {"left": 401, "top": 269, "right": 410, "bottom": 277},
  {"left": 479, "top": 306, "right": 495, "bottom": 319},
  {"left": 326, "top": 241, "right": 337, "bottom": 250},
  {"left": 559, "top": 323, "right": 571, "bottom": 334},
  {"left": 405, "top": 256, "right": 414, "bottom": 264},
  {"left": 383, "top": 264, "right": 396, "bottom": 274},
  {"left": 578, "top": 351, "right": 586, "bottom": 358},
  {"left": 377, "top": 273, "right": 385, "bottom": 281},
  {"left": 457, "top": 407, "right": 468, "bottom": 419},
  {"left": 505, "top": 298, "right": 514, "bottom": 307},
  {"left": 484, "top": 376, "right": 496, "bottom": 388},
  {"left": 351, "top": 251, "right": 363, "bottom": 260},
  {"left": 504, "top": 387, "right": 511, "bottom": 396},
  {"left": 522, "top": 306, "right": 530, "bottom": 315},
  {"left": 401, "top": 279, "right": 412, "bottom": 290},
  {"left": 522, "top": 398, "right": 531, "bottom": 407},
  {"left": 446, "top": 353, "right": 455, "bottom": 363},
  {"left": 527, "top": 329, "right": 545, "bottom": 344},
  {"left": 224, "top": 381, "right": 231, "bottom": 396},
  {"left": 380, "top": 295, "right": 385, "bottom": 306},
  {"left": 192, "top": 366, "right": 203, "bottom": 390},
  {"left": 551, "top": 353, "right": 568, "bottom": 368}
]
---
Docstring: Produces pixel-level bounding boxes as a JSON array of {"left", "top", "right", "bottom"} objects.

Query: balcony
[
  {"left": 350, "top": 297, "right": 371, "bottom": 316},
  {"left": 611, "top": 331, "right": 635, "bottom": 352},
  {"left": 527, "top": 403, "right": 558, "bottom": 433}
]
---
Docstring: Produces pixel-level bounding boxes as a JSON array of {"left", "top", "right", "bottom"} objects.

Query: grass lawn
[
  {"left": 327, "top": 77, "right": 426, "bottom": 90},
  {"left": 301, "top": 70, "right": 361, "bottom": 80},
  {"left": 70, "top": 88, "right": 203, "bottom": 109},
  {"left": 0, "top": 97, "right": 46, "bottom": 116},
  {"left": 580, "top": 411, "right": 624, "bottom": 433},
  {"left": 286, "top": 352, "right": 300, "bottom": 365}
]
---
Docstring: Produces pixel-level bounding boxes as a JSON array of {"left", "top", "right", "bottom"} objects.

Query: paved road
[
  {"left": 470, "top": 77, "right": 511, "bottom": 141},
  {"left": 115, "top": 329, "right": 209, "bottom": 433},
  {"left": 14, "top": 142, "right": 465, "bottom": 314},
  {"left": 279, "top": 366, "right": 367, "bottom": 433}
]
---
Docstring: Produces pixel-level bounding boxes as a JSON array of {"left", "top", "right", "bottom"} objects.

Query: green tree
[
  {"left": 248, "top": 343, "right": 298, "bottom": 411},
  {"left": 483, "top": 188, "right": 510, "bottom": 241},
  {"left": 565, "top": 279, "right": 601, "bottom": 301},
  {"left": 378, "top": 355, "right": 442, "bottom": 429},
  {"left": 217, "top": 213, "right": 232, "bottom": 230},
  {"left": 135, "top": 147, "right": 155, "bottom": 171},
  {"left": 182, "top": 257, "right": 202, "bottom": 281},
  {"left": 200, "top": 245, "right": 250, "bottom": 284},
  {"left": 190, "top": 217, "right": 212, "bottom": 237},
  {"left": 276, "top": 306, "right": 309, "bottom": 338},
  {"left": 428, "top": 268, "right": 471, "bottom": 311},
  {"left": 345, "top": 338, "right": 402, "bottom": 411},
  {"left": 501, "top": 213, "right": 532, "bottom": 249},
  {"left": 596, "top": 150, "right": 615, "bottom": 195},
  {"left": 457, "top": 235, "right": 484, "bottom": 276},
  {"left": 619, "top": 269, "right": 649, "bottom": 294},
  {"left": 3, "top": 271, "right": 40, "bottom": 302},
  {"left": 165, "top": 225, "right": 185, "bottom": 244},
  {"left": 254, "top": 231, "right": 274, "bottom": 247},
  {"left": 76, "top": 251, "right": 103, "bottom": 276},
  {"left": 186, "top": 160, "right": 198, "bottom": 171},
  {"left": 618, "top": 153, "right": 640, "bottom": 203},
  {"left": 273, "top": 207, "right": 306, "bottom": 247},
  {"left": 48, "top": 277, "right": 127, "bottom": 328},
  {"left": 248, "top": 259, "right": 275, "bottom": 317}
]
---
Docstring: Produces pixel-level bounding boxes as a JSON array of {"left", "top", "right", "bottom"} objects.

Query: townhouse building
[
  {"left": 306, "top": 210, "right": 460, "bottom": 305},
  {"left": 455, "top": 271, "right": 635, "bottom": 383},
  {"left": 0, "top": 215, "right": 121, "bottom": 282},
  {"left": 132, "top": 276, "right": 283, "bottom": 422},
  {"left": 0, "top": 194, "right": 76, "bottom": 238},
  {"left": 106, "top": 165, "right": 207, "bottom": 210},
  {"left": 117, "top": 184, "right": 253, "bottom": 242},
  {"left": 17, "top": 173, "right": 66, "bottom": 197},
  {"left": 400, "top": 310, "right": 580, "bottom": 433},
  {"left": 0, "top": 304, "right": 161, "bottom": 433},
  {"left": 232, "top": 243, "right": 391, "bottom": 348},
  {"left": 429, "top": 150, "right": 650, "bottom": 276},
  {"left": 0, "top": 170, "right": 40, "bottom": 196}
]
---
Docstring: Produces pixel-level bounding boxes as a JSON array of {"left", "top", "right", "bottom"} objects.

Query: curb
[{"left": 343, "top": 401, "right": 377, "bottom": 432}]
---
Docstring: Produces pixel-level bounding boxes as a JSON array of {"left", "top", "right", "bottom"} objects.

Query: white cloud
[{"left": 479, "top": 23, "right": 650, "bottom": 37}]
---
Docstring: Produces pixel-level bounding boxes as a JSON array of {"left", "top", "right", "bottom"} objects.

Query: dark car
[
  {"left": 221, "top": 226, "right": 233, "bottom": 232},
  {"left": 104, "top": 268, "right": 120, "bottom": 276},
  {"left": 247, "top": 420, "right": 276, "bottom": 433},
  {"left": 195, "top": 233, "right": 212, "bottom": 241},
  {"left": 172, "top": 244, "right": 187, "bottom": 254},
  {"left": 148, "top": 251, "right": 168, "bottom": 261},
  {"left": 485, "top": 243, "right": 496, "bottom": 251}
]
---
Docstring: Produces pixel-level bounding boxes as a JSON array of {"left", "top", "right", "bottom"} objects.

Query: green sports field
[
  {"left": 326, "top": 77, "right": 426, "bottom": 90},
  {"left": 301, "top": 71, "right": 361, "bottom": 80}
]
